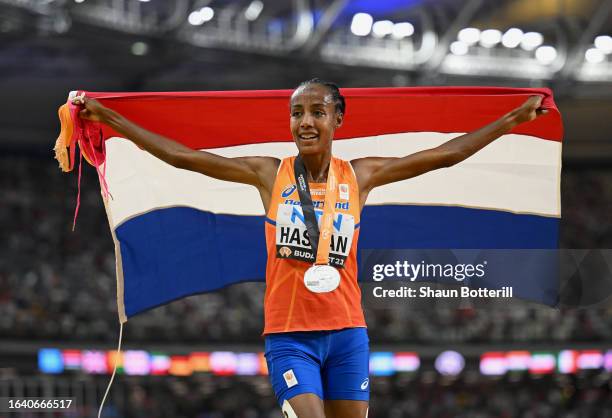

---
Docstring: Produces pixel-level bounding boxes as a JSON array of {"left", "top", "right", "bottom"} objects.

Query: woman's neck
[{"left": 300, "top": 152, "right": 331, "bottom": 183}]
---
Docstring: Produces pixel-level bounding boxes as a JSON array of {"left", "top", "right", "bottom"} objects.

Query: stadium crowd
[
  {"left": 2, "top": 372, "right": 610, "bottom": 418},
  {"left": 1, "top": 156, "right": 612, "bottom": 344}
]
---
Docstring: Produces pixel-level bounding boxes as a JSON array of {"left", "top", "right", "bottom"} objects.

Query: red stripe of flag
[{"left": 83, "top": 87, "right": 562, "bottom": 150}]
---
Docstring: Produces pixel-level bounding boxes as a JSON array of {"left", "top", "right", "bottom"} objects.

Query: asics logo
[
  {"left": 360, "top": 378, "right": 369, "bottom": 390},
  {"left": 281, "top": 184, "right": 297, "bottom": 198}
]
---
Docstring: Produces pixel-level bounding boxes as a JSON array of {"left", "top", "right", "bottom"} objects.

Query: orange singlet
[{"left": 263, "top": 156, "right": 366, "bottom": 334}]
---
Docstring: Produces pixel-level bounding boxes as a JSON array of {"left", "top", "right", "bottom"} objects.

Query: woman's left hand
[{"left": 510, "top": 96, "right": 549, "bottom": 126}]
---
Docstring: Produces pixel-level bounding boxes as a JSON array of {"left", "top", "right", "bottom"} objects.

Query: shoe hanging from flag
[{"left": 55, "top": 87, "right": 563, "bottom": 323}]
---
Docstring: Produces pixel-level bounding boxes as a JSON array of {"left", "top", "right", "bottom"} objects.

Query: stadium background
[{"left": 1, "top": 0, "right": 611, "bottom": 417}]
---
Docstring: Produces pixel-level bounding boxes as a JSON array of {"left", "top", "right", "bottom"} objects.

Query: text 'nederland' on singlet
[{"left": 263, "top": 156, "right": 366, "bottom": 334}]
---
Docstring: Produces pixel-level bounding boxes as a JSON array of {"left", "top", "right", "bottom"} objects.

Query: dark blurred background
[{"left": 0, "top": 0, "right": 611, "bottom": 417}]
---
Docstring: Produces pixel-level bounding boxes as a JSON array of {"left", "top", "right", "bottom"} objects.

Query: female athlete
[{"left": 72, "top": 79, "right": 546, "bottom": 418}]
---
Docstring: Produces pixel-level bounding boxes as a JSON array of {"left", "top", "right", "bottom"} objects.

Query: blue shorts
[{"left": 264, "top": 327, "right": 369, "bottom": 405}]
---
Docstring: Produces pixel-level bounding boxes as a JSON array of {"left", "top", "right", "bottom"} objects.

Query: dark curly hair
[{"left": 295, "top": 78, "right": 346, "bottom": 116}]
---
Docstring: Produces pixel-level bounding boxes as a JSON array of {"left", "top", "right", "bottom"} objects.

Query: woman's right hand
[
  {"left": 71, "top": 94, "right": 107, "bottom": 122},
  {"left": 68, "top": 92, "right": 280, "bottom": 207}
]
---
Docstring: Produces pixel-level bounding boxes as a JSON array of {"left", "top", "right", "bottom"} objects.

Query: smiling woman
[
  {"left": 70, "top": 79, "right": 547, "bottom": 418},
  {"left": 290, "top": 80, "right": 345, "bottom": 168}
]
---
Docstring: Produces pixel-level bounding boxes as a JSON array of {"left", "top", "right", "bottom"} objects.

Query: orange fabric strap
[{"left": 315, "top": 159, "right": 338, "bottom": 266}]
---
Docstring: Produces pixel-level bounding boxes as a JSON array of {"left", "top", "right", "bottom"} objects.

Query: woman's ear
[{"left": 336, "top": 113, "right": 344, "bottom": 128}]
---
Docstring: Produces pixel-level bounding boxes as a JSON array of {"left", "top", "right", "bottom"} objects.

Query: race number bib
[{"left": 275, "top": 204, "right": 355, "bottom": 268}]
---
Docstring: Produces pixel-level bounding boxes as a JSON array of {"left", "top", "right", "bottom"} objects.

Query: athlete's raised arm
[
  {"left": 72, "top": 96, "right": 280, "bottom": 208},
  {"left": 351, "top": 95, "right": 548, "bottom": 207}
]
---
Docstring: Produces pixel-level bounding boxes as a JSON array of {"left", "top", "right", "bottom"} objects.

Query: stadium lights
[
  {"left": 529, "top": 353, "right": 556, "bottom": 374},
  {"left": 358, "top": 19, "right": 413, "bottom": 39},
  {"left": 520, "top": 32, "right": 543, "bottom": 51},
  {"left": 350, "top": 13, "right": 373, "bottom": 37},
  {"left": 480, "top": 352, "right": 507, "bottom": 375},
  {"left": 200, "top": 7, "right": 214, "bottom": 21},
  {"left": 585, "top": 48, "right": 605, "bottom": 64},
  {"left": 391, "top": 22, "right": 414, "bottom": 39},
  {"left": 450, "top": 40, "right": 468, "bottom": 56},
  {"left": 535, "top": 45, "right": 557, "bottom": 65},
  {"left": 372, "top": 20, "right": 394, "bottom": 38},
  {"left": 479, "top": 29, "right": 502, "bottom": 48},
  {"left": 457, "top": 27, "right": 480, "bottom": 46},
  {"left": 594, "top": 35, "right": 612, "bottom": 54},
  {"left": 244, "top": 0, "right": 264, "bottom": 22},
  {"left": 502, "top": 28, "right": 523, "bottom": 48},
  {"left": 188, "top": 12, "right": 203, "bottom": 26},
  {"left": 38, "top": 348, "right": 612, "bottom": 377},
  {"left": 577, "top": 351, "right": 604, "bottom": 369},
  {"left": 188, "top": 7, "right": 215, "bottom": 26},
  {"left": 131, "top": 42, "right": 149, "bottom": 56},
  {"left": 435, "top": 351, "right": 465, "bottom": 376}
]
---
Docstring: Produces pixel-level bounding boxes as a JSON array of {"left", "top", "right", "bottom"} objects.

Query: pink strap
[
  {"left": 72, "top": 148, "right": 83, "bottom": 231},
  {"left": 69, "top": 96, "right": 112, "bottom": 229}
]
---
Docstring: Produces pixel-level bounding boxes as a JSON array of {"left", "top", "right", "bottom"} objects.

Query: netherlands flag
[{"left": 56, "top": 87, "right": 563, "bottom": 322}]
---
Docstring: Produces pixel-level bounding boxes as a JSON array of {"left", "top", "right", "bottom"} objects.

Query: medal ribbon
[{"left": 294, "top": 155, "right": 338, "bottom": 266}]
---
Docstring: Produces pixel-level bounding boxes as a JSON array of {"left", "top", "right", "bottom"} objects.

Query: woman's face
[{"left": 290, "top": 84, "right": 343, "bottom": 156}]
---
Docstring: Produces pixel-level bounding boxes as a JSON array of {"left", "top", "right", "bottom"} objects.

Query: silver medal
[{"left": 304, "top": 265, "right": 340, "bottom": 293}]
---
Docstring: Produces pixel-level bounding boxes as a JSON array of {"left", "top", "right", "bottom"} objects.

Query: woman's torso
[{"left": 263, "top": 156, "right": 366, "bottom": 334}]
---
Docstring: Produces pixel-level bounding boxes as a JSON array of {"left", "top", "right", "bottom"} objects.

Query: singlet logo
[
  {"left": 283, "top": 369, "right": 298, "bottom": 388},
  {"left": 281, "top": 184, "right": 297, "bottom": 198},
  {"left": 283, "top": 199, "right": 350, "bottom": 210},
  {"left": 339, "top": 183, "right": 349, "bottom": 200}
]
